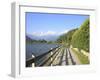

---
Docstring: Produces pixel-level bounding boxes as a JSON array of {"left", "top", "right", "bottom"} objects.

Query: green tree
[
  {"left": 57, "top": 29, "right": 77, "bottom": 46},
  {"left": 71, "top": 18, "right": 89, "bottom": 52}
]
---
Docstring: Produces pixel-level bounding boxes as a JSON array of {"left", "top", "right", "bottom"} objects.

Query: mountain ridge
[{"left": 26, "top": 34, "right": 59, "bottom": 41}]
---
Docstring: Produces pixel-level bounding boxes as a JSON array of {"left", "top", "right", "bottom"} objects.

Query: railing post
[
  {"left": 50, "top": 48, "right": 53, "bottom": 66},
  {"left": 32, "top": 54, "right": 35, "bottom": 67}
]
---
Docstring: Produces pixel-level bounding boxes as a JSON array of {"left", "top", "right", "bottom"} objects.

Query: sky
[{"left": 26, "top": 12, "right": 89, "bottom": 36}]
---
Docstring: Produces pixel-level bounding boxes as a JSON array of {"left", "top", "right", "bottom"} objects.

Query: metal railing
[{"left": 26, "top": 46, "right": 60, "bottom": 67}]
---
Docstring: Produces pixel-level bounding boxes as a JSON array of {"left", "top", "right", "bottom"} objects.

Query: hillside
[
  {"left": 56, "top": 18, "right": 89, "bottom": 52},
  {"left": 71, "top": 19, "right": 89, "bottom": 52}
]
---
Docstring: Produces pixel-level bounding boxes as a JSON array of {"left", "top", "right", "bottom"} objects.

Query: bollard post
[{"left": 32, "top": 54, "right": 35, "bottom": 67}]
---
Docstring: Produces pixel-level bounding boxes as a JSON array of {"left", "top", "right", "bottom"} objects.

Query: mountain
[
  {"left": 26, "top": 30, "right": 70, "bottom": 41},
  {"left": 26, "top": 35, "right": 32, "bottom": 41},
  {"left": 26, "top": 34, "right": 59, "bottom": 41}
]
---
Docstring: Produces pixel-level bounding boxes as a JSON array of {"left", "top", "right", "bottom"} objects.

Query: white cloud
[
  {"left": 59, "top": 30, "right": 69, "bottom": 35},
  {"left": 32, "top": 31, "right": 57, "bottom": 36},
  {"left": 32, "top": 30, "right": 70, "bottom": 36},
  {"left": 45, "top": 31, "right": 56, "bottom": 35}
]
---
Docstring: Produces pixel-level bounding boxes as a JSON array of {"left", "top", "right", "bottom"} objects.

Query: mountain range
[{"left": 26, "top": 34, "right": 59, "bottom": 41}]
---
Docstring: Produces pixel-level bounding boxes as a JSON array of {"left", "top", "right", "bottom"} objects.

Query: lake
[{"left": 26, "top": 43, "right": 60, "bottom": 60}]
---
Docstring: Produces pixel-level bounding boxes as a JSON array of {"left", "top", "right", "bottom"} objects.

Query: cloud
[
  {"left": 60, "top": 30, "right": 69, "bottom": 35},
  {"left": 32, "top": 30, "right": 70, "bottom": 36},
  {"left": 32, "top": 31, "right": 56, "bottom": 36}
]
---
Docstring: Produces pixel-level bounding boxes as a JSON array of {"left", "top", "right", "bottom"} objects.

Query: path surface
[
  {"left": 50, "top": 47, "right": 81, "bottom": 66},
  {"left": 69, "top": 48, "right": 81, "bottom": 64},
  {"left": 35, "top": 46, "right": 81, "bottom": 66}
]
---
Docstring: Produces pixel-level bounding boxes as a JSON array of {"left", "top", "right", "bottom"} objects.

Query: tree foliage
[
  {"left": 57, "top": 29, "right": 77, "bottom": 46},
  {"left": 71, "top": 19, "right": 89, "bottom": 52}
]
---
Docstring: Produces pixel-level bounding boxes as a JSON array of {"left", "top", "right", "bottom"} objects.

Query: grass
[{"left": 71, "top": 48, "right": 89, "bottom": 64}]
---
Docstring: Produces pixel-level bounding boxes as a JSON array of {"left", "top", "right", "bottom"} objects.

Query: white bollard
[{"left": 32, "top": 54, "right": 35, "bottom": 67}]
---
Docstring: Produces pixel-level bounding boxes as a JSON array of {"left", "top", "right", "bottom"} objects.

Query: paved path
[
  {"left": 50, "top": 47, "right": 81, "bottom": 66},
  {"left": 36, "top": 47, "right": 81, "bottom": 66},
  {"left": 69, "top": 48, "right": 81, "bottom": 64}
]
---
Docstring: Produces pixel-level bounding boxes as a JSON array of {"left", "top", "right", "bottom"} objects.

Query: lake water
[{"left": 26, "top": 43, "right": 60, "bottom": 60}]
